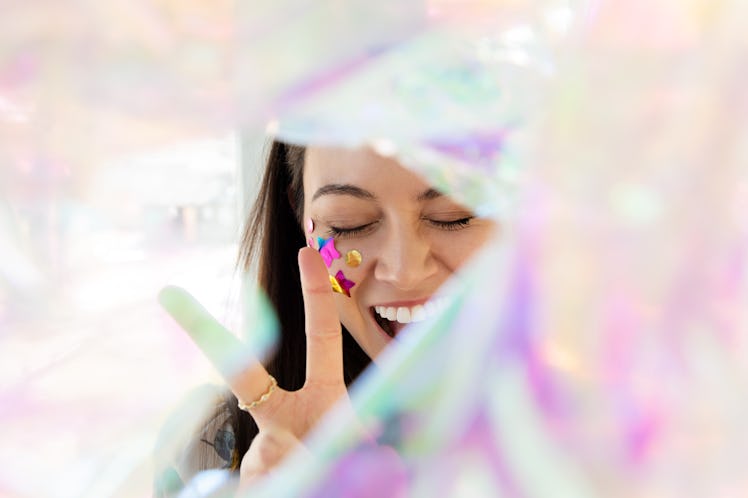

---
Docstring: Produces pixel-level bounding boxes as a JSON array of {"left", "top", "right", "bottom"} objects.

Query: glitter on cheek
[
  {"left": 318, "top": 237, "right": 341, "bottom": 267},
  {"left": 346, "top": 249, "right": 363, "bottom": 267},
  {"left": 330, "top": 270, "right": 356, "bottom": 297},
  {"left": 329, "top": 274, "right": 344, "bottom": 295}
]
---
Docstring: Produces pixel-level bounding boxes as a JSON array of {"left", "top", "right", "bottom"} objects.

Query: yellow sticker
[
  {"left": 345, "top": 249, "right": 362, "bottom": 267},
  {"left": 329, "top": 274, "right": 344, "bottom": 294}
]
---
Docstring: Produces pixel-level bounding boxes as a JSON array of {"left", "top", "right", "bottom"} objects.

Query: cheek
[
  {"left": 322, "top": 240, "right": 378, "bottom": 349},
  {"left": 325, "top": 239, "right": 373, "bottom": 297},
  {"left": 431, "top": 224, "right": 498, "bottom": 269},
  {"left": 309, "top": 233, "right": 376, "bottom": 302}
]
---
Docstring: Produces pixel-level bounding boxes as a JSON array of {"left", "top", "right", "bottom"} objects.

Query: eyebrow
[
  {"left": 416, "top": 188, "right": 444, "bottom": 201},
  {"left": 312, "top": 184, "right": 444, "bottom": 202},
  {"left": 312, "top": 184, "right": 375, "bottom": 202}
]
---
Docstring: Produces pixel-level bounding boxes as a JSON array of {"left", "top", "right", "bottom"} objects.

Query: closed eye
[
  {"left": 428, "top": 216, "right": 474, "bottom": 230},
  {"left": 328, "top": 221, "right": 378, "bottom": 238}
]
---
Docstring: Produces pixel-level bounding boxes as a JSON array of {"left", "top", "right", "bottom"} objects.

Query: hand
[
  {"left": 159, "top": 247, "right": 351, "bottom": 487},
  {"left": 238, "top": 426, "right": 311, "bottom": 488}
]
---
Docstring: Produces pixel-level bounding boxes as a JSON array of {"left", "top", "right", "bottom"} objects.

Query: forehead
[{"left": 303, "top": 146, "right": 428, "bottom": 193}]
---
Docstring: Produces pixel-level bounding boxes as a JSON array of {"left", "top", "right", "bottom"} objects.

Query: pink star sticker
[
  {"left": 334, "top": 270, "right": 356, "bottom": 297},
  {"left": 318, "top": 237, "right": 341, "bottom": 267}
]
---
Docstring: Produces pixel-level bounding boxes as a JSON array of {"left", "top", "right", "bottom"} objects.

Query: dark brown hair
[{"left": 226, "top": 140, "right": 372, "bottom": 460}]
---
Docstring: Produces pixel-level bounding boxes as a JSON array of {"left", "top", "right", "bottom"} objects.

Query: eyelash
[
  {"left": 328, "top": 222, "right": 377, "bottom": 238},
  {"left": 328, "top": 217, "right": 474, "bottom": 238},
  {"left": 428, "top": 217, "right": 474, "bottom": 231}
]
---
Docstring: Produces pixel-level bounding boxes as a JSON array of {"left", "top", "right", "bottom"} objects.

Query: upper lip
[{"left": 371, "top": 298, "right": 432, "bottom": 308}]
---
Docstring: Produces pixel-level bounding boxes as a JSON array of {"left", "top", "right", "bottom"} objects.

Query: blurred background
[{"left": 0, "top": 130, "right": 273, "bottom": 496}]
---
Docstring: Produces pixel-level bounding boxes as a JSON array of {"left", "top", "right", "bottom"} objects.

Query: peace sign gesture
[{"left": 159, "top": 247, "right": 353, "bottom": 485}]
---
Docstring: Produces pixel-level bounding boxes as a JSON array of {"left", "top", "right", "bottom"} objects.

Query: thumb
[{"left": 239, "top": 427, "right": 307, "bottom": 488}]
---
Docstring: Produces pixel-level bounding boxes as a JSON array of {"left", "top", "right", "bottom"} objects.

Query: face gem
[
  {"left": 306, "top": 218, "right": 314, "bottom": 233},
  {"left": 345, "top": 249, "right": 362, "bottom": 267},
  {"left": 329, "top": 274, "right": 343, "bottom": 294},
  {"left": 318, "top": 237, "right": 341, "bottom": 267},
  {"left": 329, "top": 272, "right": 356, "bottom": 297}
]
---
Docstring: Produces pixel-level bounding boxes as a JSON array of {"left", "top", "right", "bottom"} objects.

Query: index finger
[
  {"left": 298, "top": 247, "right": 344, "bottom": 386},
  {"left": 158, "top": 286, "right": 272, "bottom": 404}
]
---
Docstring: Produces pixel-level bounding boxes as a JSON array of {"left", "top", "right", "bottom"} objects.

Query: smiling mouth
[
  {"left": 372, "top": 309, "right": 397, "bottom": 338},
  {"left": 369, "top": 298, "right": 450, "bottom": 339}
]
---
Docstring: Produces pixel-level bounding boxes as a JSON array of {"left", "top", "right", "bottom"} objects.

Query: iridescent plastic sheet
[{"left": 2, "top": 0, "right": 748, "bottom": 497}]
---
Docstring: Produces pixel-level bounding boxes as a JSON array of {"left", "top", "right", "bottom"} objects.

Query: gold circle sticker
[{"left": 345, "top": 249, "right": 362, "bottom": 267}]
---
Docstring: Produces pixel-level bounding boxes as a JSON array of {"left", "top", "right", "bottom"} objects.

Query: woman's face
[{"left": 302, "top": 146, "right": 497, "bottom": 360}]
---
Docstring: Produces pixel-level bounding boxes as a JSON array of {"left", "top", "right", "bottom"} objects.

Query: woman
[{"left": 156, "top": 140, "right": 496, "bottom": 493}]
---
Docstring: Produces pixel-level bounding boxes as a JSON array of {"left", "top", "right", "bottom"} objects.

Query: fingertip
[
  {"left": 158, "top": 285, "right": 187, "bottom": 313},
  {"left": 157, "top": 285, "right": 173, "bottom": 304},
  {"left": 298, "top": 246, "right": 326, "bottom": 281},
  {"left": 297, "top": 245, "right": 317, "bottom": 261}
]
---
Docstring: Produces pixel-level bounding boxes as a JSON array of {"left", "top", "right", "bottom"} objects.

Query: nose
[{"left": 373, "top": 222, "right": 439, "bottom": 290}]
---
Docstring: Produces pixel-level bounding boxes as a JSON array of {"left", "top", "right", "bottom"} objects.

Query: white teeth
[
  {"left": 424, "top": 301, "right": 436, "bottom": 317},
  {"left": 411, "top": 304, "right": 426, "bottom": 322},
  {"left": 373, "top": 298, "right": 450, "bottom": 325},
  {"left": 396, "top": 307, "right": 411, "bottom": 324}
]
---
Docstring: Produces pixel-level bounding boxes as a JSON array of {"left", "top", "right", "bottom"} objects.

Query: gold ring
[{"left": 237, "top": 375, "right": 277, "bottom": 411}]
